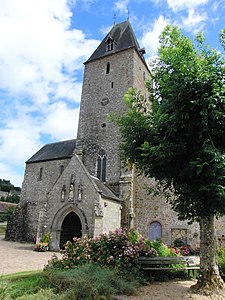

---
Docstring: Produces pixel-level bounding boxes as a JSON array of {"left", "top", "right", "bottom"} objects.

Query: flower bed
[{"left": 34, "top": 242, "right": 49, "bottom": 252}]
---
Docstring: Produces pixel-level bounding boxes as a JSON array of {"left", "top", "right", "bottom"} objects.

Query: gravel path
[
  {"left": 115, "top": 280, "right": 225, "bottom": 300},
  {"left": 0, "top": 237, "right": 59, "bottom": 275}
]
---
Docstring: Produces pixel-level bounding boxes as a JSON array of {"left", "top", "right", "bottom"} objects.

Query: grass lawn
[
  {"left": 0, "top": 222, "right": 6, "bottom": 235},
  {"left": 0, "top": 264, "right": 139, "bottom": 299}
]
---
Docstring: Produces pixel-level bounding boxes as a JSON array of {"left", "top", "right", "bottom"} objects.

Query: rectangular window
[
  {"left": 60, "top": 165, "right": 64, "bottom": 174},
  {"left": 39, "top": 167, "right": 43, "bottom": 180},
  {"left": 106, "top": 62, "right": 110, "bottom": 74}
]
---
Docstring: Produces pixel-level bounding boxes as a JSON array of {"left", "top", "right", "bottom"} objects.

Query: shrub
[
  {"left": 217, "top": 247, "right": 225, "bottom": 279},
  {"left": 145, "top": 239, "right": 175, "bottom": 257},
  {"left": 44, "top": 263, "right": 138, "bottom": 299},
  {"left": 0, "top": 206, "right": 16, "bottom": 222},
  {"left": 46, "top": 228, "right": 156, "bottom": 277},
  {"left": 40, "top": 233, "right": 50, "bottom": 243}
]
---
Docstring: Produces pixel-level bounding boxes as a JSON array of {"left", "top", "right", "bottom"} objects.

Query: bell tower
[{"left": 76, "top": 21, "right": 149, "bottom": 195}]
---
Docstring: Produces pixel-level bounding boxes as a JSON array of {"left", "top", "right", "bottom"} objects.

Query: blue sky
[{"left": 0, "top": 0, "right": 224, "bottom": 187}]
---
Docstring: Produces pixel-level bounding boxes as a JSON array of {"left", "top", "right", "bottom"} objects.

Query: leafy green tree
[
  {"left": 4, "top": 195, "right": 20, "bottom": 204},
  {"left": 114, "top": 26, "right": 225, "bottom": 292},
  {"left": 0, "top": 206, "right": 16, "bottom": 222}
]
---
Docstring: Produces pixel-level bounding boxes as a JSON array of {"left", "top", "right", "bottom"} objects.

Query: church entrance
[{"left": 60, "top": 212, "right": 82, "bottom": 249}]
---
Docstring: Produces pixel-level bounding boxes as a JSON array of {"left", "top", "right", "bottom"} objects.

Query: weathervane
[
  {"left": 127, "top": 8, "right": 130, "bottom": 20},
  {"left": 113, "top": 13, "right": 117, "bottom": 25}
]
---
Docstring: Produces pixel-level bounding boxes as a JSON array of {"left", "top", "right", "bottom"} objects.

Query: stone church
[{"left": 6, "top": 21, "right": 225, "bottom": 250}]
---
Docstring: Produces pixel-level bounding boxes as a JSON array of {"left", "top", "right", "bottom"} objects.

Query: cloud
[
  {"left": 115, "top": 0, "right": 129, "bottom": 14},
  {"left": 181, "top": 8, "right": 207, "bottom": 33},
  {"left": 166, "top": 0, "right": 208, "bottom": 11},
  {"left": 0, "top": 115, "right": 41, "bottom": 166},
  {"left": 41, "top": 102, "right": 80, "bottom": 140},
  {"left": 0, "top": 1, "right": 98, "bottom": 105},
  {"left": 141, "top": 16, "right": 169, "bottom": 57},
  {"left": 0, "top": 0, "right": 99, "bottom": 186}
]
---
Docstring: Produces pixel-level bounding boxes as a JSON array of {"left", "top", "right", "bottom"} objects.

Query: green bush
[
  {"left": 44, "top": 263, "right": 138, "bottom": 299},
  {"left": 145, "top": 239, "right": 175, "bottom": 257},
  {"left": 217, "top": 247, "right": 225, "bottom": 279},
  {"left": 40, "top": 233, "right": 50, "bottom": 243},
  {"left": 47, "top": 228, "right": 156, "bottom": 277},
  {"left": 0, "top": 206, "right": 16, "bottom": 222}
]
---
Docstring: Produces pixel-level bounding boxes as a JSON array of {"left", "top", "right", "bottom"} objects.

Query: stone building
[{"left": 6, "top": 20, "right": 225, "bottom": 250}]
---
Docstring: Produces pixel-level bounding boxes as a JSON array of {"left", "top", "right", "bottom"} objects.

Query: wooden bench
[{"left": 139, "top": 256, "right": 200, "bottom": 277}]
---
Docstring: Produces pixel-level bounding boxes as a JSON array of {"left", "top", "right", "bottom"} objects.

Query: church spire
[{"left": 85, "top": 20, "right": 142, "bottom": 64}]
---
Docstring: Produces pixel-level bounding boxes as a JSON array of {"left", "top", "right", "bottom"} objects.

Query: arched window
[
  {"left": 149, "top": 221, "right": 162, "bottom": 241},
  {"left": 106, "top": 62, "right": 110, "bottom": 74},
  {"left": 97, "top": 150, "right": 106, "bottom": 182}
]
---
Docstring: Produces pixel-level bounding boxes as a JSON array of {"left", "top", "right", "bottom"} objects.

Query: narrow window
[
  {"left": 143, "top": 71, "right": 146, "bottom": 81},
  {"left": 102, "top": 156, "right": 106, "bottom": 182},
  {"left": 60, "top": 165, "right": 64, "bottom": 174},
  {"left": 106, "top": 62, "right": 110, "bottom": 74},
  {"left": 111, "top": 82, "right": 114, "bottom": 88},
  {"left": 39, "top": 167, "right": 43, "bottom": 180},
  {"left": 97, "top": 156, "right": 101, "bottom": 179},
  {"left": 96, "top": 150, "right": 106, "bottom": 182}
]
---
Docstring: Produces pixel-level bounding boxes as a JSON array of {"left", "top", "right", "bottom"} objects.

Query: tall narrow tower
[{"left": 77, "top": 21, "right": 149, "bottom": 196}]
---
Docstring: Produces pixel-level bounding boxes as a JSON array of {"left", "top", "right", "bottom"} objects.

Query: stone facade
[{"left": 6, "top": 20, "right": 225, "bottom": 251}]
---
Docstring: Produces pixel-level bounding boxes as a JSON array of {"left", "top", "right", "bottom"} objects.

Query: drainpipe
[{"left": 129, "top": 166, "right": 135, "bottom": 229}]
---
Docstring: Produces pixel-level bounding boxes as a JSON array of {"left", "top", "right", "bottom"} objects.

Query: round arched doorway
[{"left": 60, "top": 212, "right": 82, "bottom": 248}]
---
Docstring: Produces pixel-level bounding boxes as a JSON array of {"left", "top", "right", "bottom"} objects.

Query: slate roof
[
  {"left": 0, "top": 201, "right": 17, "bottom": 213},
  {"left": 86, "top": 20, "right": 146, "bottom": 64},
  {"left": 91, "top": 176, "right": 121, "bottom": 202},
  {"left": 26, "top": 139, "right": 76, "bottom": 164}
]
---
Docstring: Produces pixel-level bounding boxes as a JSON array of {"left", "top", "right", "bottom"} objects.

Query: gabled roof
[
  {"left": 26, "top": 139, "right": 76, "bottom": 164},
  {"left": 86, "top": 20, "right": 145, "bottom": 63},
  {"left": 91, "top": 176, "right": 121, "bottom": 202}
]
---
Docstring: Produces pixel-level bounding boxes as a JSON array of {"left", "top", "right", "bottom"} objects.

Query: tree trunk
[{"left": 191, "top": 215, "right": 224, "bottom": 294}]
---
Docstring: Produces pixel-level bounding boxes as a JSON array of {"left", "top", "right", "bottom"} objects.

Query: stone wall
[
  {"left": 5, "top": 205, "right": 27, "bottom": 241},
  {"left": 19, "top": 157, "right": 72, "bottom": 241},
  {"left": 133, "top": 173, "right": 200, "bottom": 249},
  {"left": 101, "top": 197, "right": 121, "bottom": 234}
]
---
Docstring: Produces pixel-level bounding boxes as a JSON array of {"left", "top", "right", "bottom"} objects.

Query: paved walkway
[{"left": 0, "top": 237, "right": 60, "bottom": 275}]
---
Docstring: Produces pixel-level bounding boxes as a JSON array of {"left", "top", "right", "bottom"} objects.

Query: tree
[
  {"left": 114, "top": 26, "right": 225, "bottom": 293},
  {"left": 0, "top": 206, "right": 16, "bottom": 222}
]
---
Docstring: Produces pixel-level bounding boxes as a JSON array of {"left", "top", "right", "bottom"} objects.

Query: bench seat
[{"left": 139, "top": 256, "right": 200, "bottom": 276}]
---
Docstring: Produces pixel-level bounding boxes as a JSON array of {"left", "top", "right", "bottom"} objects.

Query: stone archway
[
  {"left": 50, "top": 204, "right": 88, "bottom": 251},
  {"left": 60, "top": 212, "right": 82, "bottom": 248}
]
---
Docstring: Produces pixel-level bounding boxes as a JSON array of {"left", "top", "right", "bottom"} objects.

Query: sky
[{"left": 0, "top": 0, "right": 225, "bottom": 187}]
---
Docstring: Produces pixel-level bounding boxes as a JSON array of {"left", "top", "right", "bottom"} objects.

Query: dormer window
[{"left": 105, "top": 35, "right": 116, "bottom": 52}]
